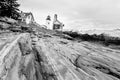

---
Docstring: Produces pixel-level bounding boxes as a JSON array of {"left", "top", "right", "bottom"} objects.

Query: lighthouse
[{"left": 46, "top": 15, "right": 51, "bottom": 29}]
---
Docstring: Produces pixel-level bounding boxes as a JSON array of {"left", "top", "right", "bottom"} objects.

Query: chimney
[{"left": 54, "top": 14, "right": 57, "bottom": 22}]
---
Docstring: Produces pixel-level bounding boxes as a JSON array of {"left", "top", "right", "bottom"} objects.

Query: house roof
[
  {"left": 54, "top": 20, "right": 63, "bottom": 25},
  {"left": 24, "top": 12, "right": 32, "bottom": 17},
  {"left": 20, "top": 12, "right": 35, "bottom": 21}
]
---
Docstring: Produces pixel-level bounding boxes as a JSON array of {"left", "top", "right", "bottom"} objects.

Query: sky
[{"left": 18, "top": 0, "right": 120, "bottom": 30}]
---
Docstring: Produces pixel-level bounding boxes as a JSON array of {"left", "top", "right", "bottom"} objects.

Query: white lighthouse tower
[{"left": 46, "top": 15, "right": 51, "bottom": 29}]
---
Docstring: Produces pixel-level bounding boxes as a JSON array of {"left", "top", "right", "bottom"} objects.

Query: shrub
[{"left": 63, "top": 31, "right": 120, "bottom": 46}]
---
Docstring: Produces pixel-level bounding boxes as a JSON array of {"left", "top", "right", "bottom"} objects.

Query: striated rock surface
[
  {"left": 1, "top": 28, "right": 120, "bottom": 80},
  {"left": 0, "top": 33, "right": 57, "bottom": 80},
  {"left": 0, "top": 33, "right": 34, "bottom": 80},
  {"left": 35, "top": 31, "right": 120, "bottom": 80}
]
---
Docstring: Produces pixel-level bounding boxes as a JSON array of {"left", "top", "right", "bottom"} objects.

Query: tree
[
  {"left": 0, "top": 0, "right": 20, "bottom": 20},
  {"left": 0, "top": 0, "right": 7, "bottom": 16}
]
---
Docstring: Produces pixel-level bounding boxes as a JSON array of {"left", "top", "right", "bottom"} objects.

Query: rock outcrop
[
  {"left": 35, "top": 32, "right": 120, "bottom": 80},
  {"left": 0, "top": 33, "right": 57, "bottom": 80},
  {"left": 1, "top": 26, "right": 120, "bottom": 80}
]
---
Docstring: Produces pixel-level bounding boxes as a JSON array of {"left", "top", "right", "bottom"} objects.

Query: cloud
[{"left": 18, "top": 0, "right": 120, "bottom": 30}]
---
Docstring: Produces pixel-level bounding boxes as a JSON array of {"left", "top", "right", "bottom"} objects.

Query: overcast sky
[{"left": 18, "top": 0, "right": 120, "bottom": 30}]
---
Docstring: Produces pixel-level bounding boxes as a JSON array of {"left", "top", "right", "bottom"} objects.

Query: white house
[{"left": 20, "top": 12, "right": 35, "bottom": 24}]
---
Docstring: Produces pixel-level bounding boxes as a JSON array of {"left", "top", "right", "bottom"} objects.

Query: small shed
[{"left": 53, "top": 14, "right": 64, "bottom": 31}]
